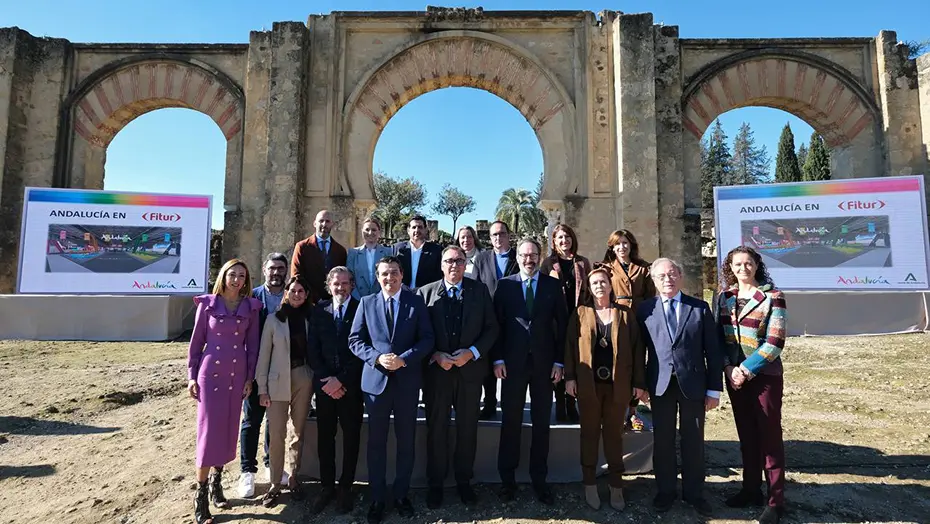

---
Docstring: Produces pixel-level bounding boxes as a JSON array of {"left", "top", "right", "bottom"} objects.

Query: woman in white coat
[
  {"left": 346, "top": 216, "right": 393, "bottom": 299},
  {"left": 255, "top": 275, "right": 313, "bottom": 507}
]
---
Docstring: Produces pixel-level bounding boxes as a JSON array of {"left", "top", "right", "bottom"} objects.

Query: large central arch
[{"left": 340, "top": 30, "right": 577, "bottom": 214}]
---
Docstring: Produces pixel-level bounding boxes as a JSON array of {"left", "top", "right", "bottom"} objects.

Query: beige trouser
[{"left": 267, "top": 365, "right": 312, "bottom": 488}]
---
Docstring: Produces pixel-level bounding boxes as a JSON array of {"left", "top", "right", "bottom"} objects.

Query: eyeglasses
[
  {"left": 443, "top": 258, "right": 466, "bottom": 266},
  {"left": 517, "top": 253, "right": 539, "bottom": 260},
  {"left": 653, "top": 273, "right": 679, "bottom": 281}
]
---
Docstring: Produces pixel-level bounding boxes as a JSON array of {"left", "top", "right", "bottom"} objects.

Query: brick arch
[
  {"left": 68, "top": 56, "right": 244, "bottom": 148},
  {"left": 681, "top": 50, "right": 881, "bottom": 147},
  {"left": 341, "top": 30, "right": 576, "bottom": 201}
]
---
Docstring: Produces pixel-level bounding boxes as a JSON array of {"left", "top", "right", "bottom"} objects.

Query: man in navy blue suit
[
  {"left": 349, "top": 256, "right": 435, "bottom": 524},
  {"left": 637, "top": 257, "right": 723, "bottom": 517},
  {"left": 492, "top": 238, "right": 568, "bottom": 505}
]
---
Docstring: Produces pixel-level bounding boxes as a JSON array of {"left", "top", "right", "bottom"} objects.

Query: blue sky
[{"left": 4, "top": 1, "right": 928, "bottom": 232}]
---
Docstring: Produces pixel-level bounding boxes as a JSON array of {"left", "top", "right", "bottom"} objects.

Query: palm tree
[{"left": 495, "top": 188, "right": 535, "bottom": 236}]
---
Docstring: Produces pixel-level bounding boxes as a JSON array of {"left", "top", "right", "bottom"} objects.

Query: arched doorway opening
[
  {"left": 372, "top": 86, "right": 544, "bottom": 246},
  {"left": 341, "top": 31, "right": 577, "bottom": 250},
  {"left": 60, "top": 57, "right": 245, "bottom": 268},
  {"left": 682, "top": 51, "right": 884, "bottom": 289},
  {"left": 104, "top": 108, "right": 227, "bottom": 228}
]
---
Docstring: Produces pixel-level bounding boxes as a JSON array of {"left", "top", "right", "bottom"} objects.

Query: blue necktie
[
  {"left": 666, "top": 299, "right": 678, "bottom": 338},
  {"left": 386, "top": 297, "right": 395, "bottom": 340}
]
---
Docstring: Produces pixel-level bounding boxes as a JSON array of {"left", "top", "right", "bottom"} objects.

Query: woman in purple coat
[{"left": 187, "top": 258, "right": 262, "bottom": 524}]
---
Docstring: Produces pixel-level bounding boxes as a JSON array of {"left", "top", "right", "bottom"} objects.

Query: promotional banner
[
  {"left": 715, "top": 176, "right": 930, "bottom": 291},
  {"left": 17, "top": 188, "right": 212, "bottom": 294}
]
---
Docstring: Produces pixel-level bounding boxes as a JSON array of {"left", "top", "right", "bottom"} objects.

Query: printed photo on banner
[
  {"left": 740, "top": 216, "right": 892, "bottom": 269},
  {"left": 47, "top": 225, "right": 183, "bottom": 274}
]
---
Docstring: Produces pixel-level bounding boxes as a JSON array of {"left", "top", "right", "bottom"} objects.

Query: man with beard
[
  {"left": 492, "top": 239, "right": 568, "bottom": 505},
  {"left": 393, "top": 215, "right": 442, "bottom": 291},
  {"left": 291, "top": 210, "right": 348, "bottom": 303},
  {"left": 308, "top": 266, "right": 364, "bottom": 514},
  {"left": 238, "top": 252, "right": 288, "bottom": 498}
]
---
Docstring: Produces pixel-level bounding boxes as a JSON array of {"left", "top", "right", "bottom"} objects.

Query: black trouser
[
  {"left": 482, "top": 372, "right": 498, "bottom": 408},
  {"left": 425, "top": 367, "right": 482, "bottom": 487},
  {"left": 315, "top": 384, "right": 364, "bottom": 488},
  {"left": 239, "top": 380, "right": 270, "bottom": 473},
  {"left": 651, "top": 376, "right": 706, "bottom": 502},
  {"left": 498, "top": 355, "right": 553, "bottom": 485}
]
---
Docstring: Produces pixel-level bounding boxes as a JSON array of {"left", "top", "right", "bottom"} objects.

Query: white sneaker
[{"left": 238, "top": 472, "right": 255, "bottom": 498}]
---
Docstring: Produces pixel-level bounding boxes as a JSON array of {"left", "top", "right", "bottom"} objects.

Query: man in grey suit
[
  {"left": 417, "top": 245, "right": 499, "bottom": 509},
  {"left": 637, "top": 258, "right": 723, "bottom": 517}
]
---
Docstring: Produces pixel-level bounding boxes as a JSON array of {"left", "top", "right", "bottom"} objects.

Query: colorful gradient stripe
[
  {"left": 716, "top": 177, "right": 922, "bottom": 200},
  {"left": 28, "top": 189, "right": 210, "bottom": 208}
]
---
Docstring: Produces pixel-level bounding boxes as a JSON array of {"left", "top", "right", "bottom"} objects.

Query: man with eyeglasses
[
  {"left": 239, "top": 252, "right": 288, "bottom": 498},
  {"left": 491, "top": 238, "right": 568, "bottom": 505},
  {"left": 636, "top": 258, "right": 723, "bottom": 517},
  {"left": 291, "top": 209, "right": 348, "bottom": 303},
  {"left": 417, "top": 245, "right": 499, "bottom": 509},
  {"left": 473, "top": 220, "right": 519, "bottom": 419}
]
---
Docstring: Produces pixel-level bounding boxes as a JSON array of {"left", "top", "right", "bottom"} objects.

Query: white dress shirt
[{"left": 410, "top": 243, "right": 423, "bottom": 287}]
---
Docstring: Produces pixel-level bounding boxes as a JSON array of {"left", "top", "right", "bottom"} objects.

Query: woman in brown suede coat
[{"left": 564, "top": 264, "right": 647, "bottom": 512}]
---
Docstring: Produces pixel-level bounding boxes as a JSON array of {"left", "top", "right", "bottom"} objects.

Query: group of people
[{"left": 186, "top": 209, "right": 788, "bottom": 524}]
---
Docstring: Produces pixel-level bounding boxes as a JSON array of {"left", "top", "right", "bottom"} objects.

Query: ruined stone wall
[
  {"left": 916, "top": 54, "right": 930, "bottom": 211},
  {"left": 876, "top": 31, "right": 927, "bottom": 177},
  {"left": 0, "top": 29, "right": 68, "bottom": 293},
  {"left": 2, "top": 12, "right": 928, "bottom": 296}
]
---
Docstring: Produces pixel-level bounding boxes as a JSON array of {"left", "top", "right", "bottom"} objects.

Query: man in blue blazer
[
  {"left": 637, "top": 258, "right": 723, "bottom": 517},
  {"left": 349, "top": 256, "right": 435, "bottom": 524},
  {"left": 492, "top": 238, "right": 568, "bottom": 505}
]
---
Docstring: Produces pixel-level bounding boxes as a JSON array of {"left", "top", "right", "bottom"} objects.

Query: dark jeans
[{"left": 239, "top": 380, "right": 270, "bottom": 473}]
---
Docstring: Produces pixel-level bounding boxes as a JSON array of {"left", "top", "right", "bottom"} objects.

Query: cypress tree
[
  {"left": 701, "top": 120, "right": 731, "bottom": 208},
  {"left": 729, "top": 122, "right": 771, "bottom": 185},
  {"left": 803, "top": 132, "right": 831, "bottom": 181},
  {"left": 775, "top": 123, "right": 802, "bottom": 183},
  {"left": 797, "top": 142, "right": 809, "bottom": 175}
]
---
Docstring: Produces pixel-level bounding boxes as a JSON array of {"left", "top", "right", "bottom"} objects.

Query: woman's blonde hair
[{"left": 212, "top": 258, "right": 253, "bottom": 297}]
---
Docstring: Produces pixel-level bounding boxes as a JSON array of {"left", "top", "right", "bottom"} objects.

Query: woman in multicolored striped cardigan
[{"left": 716, "top": 246, "right": 787, "bottom": 524}]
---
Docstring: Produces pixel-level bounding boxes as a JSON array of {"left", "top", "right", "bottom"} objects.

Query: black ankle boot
[
  {"left": 209, "top": 470, "right": 229, "bottom": 509},
  {"left": 195, "top": 481, "right": 213, "bottom": 524}
]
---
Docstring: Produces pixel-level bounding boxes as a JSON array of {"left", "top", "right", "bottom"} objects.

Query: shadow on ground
[{"left": 0, "top": 416, "right": 120, "bottom": 436}]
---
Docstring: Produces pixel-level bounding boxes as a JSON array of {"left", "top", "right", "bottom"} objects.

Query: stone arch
[
  {"left": 59, "top": 55, "right": 244, "bottom": 211},
  {"left": 340, "top": 30, "right": 577, "bottom": 212},
  {"left": 680, "top": 49, "right": 885, "bottom": 214},
  {"left": 682, "top": 49, "right": 881, "bottom": 148}
]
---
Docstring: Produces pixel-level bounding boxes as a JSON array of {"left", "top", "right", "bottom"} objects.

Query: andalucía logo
[
  {"left": 836, "top": 276, "right": 890, "bottom": 285},
  {"left": 132, "top": 280, "right": 177, "bottom": 289}
]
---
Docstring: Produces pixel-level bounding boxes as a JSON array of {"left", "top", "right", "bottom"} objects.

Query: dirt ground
[{"left": 1, "top": 334, "right": 929, "bottom": 524}]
